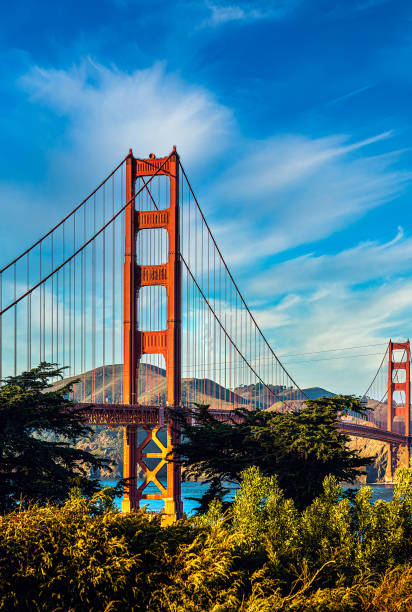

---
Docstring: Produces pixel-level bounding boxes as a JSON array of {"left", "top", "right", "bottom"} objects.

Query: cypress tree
[{"left": 0, "top": 362, "right": 110, "bottom": 513}]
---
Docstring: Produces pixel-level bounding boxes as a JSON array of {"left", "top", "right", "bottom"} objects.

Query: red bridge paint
[{"left": 122, "top": 149, "right": 182, "bottom": 523}]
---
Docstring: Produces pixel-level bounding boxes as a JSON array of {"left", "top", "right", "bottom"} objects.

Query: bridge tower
[
  {"left": 121, "top": 148, "right": 183, "bottom": 523},
  {"left": 385, "top": 340, "right": 411, "bottom": 481}
]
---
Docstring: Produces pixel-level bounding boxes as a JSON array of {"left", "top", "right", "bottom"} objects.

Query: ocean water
[{"left": 101, "top": 480, "right": 395, "bottom": 516}]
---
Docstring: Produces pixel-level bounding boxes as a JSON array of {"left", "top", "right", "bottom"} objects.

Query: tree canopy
[
  {"left": 0, "top": 362, "right": 110, "bottom": 513},
  {"left": 174, "top": 395, "right": 372, "bottom": 511}
]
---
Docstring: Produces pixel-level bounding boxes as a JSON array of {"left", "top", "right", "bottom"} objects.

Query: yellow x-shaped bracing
[{"left": 137, "top": 426, "right": 168, "bottom": 496}]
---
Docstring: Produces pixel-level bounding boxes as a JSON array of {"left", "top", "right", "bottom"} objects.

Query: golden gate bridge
[{"left": 0, "top": 148, "right": 410, "bottom": 522}]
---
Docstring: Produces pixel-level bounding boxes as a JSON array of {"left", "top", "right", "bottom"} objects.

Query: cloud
[
  {"left": 245, "top": 230, "right": 412, "bottom": 394},
  {"left": 252, "top": 278, "right": 412, "bottom": 395},
  {"left": 208, "top": 132, "right": 411, "bottom": 265},
  {"left": 324, "top": 84, "right": 376, "bottom": 108},
  {"left": 20, "top": 59, "right": 234, "bottom": 185},
  {"left": 252, "top": 228, "right": 412, "bottom": 296},
  {"left": 15, "top": 60, "right": 409, "bottom": 273},
  {"left": 0, "top": 59, "right": 235, "bottom": 260},
  {"left": 203, "top": 1, "right": 299, "bottom": 27},
  {"left": 355, "top": 0, "right": 391, "bottom": 11}
]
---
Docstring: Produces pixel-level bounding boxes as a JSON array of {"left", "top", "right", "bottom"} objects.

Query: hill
[{"left": 66, "top": 363, "right": 252, "bottom": 410}]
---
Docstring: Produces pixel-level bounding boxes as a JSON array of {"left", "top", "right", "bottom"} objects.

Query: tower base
[{"left": 121, "top": 421, "right": 182, "bottom": 523}]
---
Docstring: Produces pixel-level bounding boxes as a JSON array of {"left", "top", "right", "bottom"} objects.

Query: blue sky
[{"left": 1, "top": 0, "right": 411, "bottom": 394}]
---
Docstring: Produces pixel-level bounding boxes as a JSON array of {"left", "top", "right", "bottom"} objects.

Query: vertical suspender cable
[
  {"left": 92, "top": 194, "right": 96, "bottom": 402},
  {"left": 51, "top": 234, "right": 54, "bottom": 365},
  {"left": 188, "top": 182, "right": 191, "bottom": 404},
  {"left": 82, "top": 204, "right": 86, "bottom": 399},
  {"left": 42, "top": 276, "right": 45, "bottom": 366},
  {"left": 14, "top": 263, "right": 16, "bottom": 375},
  {"left": 186, "top": 200, "right": 190, "bottom": 406},
  {"left": 0, "top": 273, "right": 2, "bottom": 382},
  {"left": 224, "top": 256, "right": 227, "bottom": 403},
  {"left": 112, "top": 175, "right": 115, "bottom": 403},
  {"left": 203, "top": 224, "right": 206, "bottom": 402},
  {"left": 69, "top": 255, "right": 72, "bottom": 381},
  {"left": 62, "top": 225, "right": 65, "bottom": 375},
  {"left": 121, "top": 166, "right": 124, "bottom": 403},
  {"left": 103, "top": 184, "right": 106, "bottom": 403},
  {"left": 27, "top": 254, "right": 30, "bottom": 370},
  {"left": 73, "top": 214, "right": 76, "bottom": 383},
  {"left": 39, "top": 243, "right": 42, "bottom": 365},
  {"left": 56, "top": 270, "right": 59, "bottom": 372}
]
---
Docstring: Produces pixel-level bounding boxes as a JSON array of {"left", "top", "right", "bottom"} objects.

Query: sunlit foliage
[{"left": 1, "top": 467, "right": 411, "bottom": 611}]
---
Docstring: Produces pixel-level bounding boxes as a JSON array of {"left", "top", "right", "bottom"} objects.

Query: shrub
[{"left": 0, "top": 468, "right": 411, "bottom": 611}]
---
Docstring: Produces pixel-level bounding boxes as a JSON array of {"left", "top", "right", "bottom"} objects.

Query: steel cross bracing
[{"left": 0, "top": 147, "right": 411, "bottom": 520}]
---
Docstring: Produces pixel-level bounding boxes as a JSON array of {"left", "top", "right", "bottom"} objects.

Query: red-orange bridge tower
[
  {"left": 121, "top": 149, "right": 182, "bottom": 522},
  {"left": 386, "top": 340, "right": 410, "bottom": 480}
]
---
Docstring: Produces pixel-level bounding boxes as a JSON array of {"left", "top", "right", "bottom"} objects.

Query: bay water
[{"left": 101, "top": 480, "right": 395, "bottom": 516}]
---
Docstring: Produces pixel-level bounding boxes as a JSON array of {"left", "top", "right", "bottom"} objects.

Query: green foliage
[
  {"left": 174, "top": 396, "right": 372, "bottom": 510},
  {"left": 0, "top": 488, "right": 197, "bottom": 611},
  {"left": 1, "top": 467, "right": 411, "bottom": 611},
  {"left": 0, "top": 363, "right": 111, "bottom": 512}
]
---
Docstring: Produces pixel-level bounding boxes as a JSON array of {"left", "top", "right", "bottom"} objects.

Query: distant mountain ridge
[
  {"left": 300, "top": 387, "right": 336, "bottom": 400},
  {"left": 64, "top": 364, "right": 337, "bottom": 409}
]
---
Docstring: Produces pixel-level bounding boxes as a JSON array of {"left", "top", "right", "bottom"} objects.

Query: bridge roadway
[{"left": 77, "top": 403, "right": 411, "bottom": 448}]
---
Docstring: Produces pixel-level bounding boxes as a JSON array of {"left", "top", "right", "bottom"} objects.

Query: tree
[
  {"left": 0, "top": 362, "right": 111, "bottom": 513},
  {"left": 173, "top": 396, "right": 372, "bottom": 511}
]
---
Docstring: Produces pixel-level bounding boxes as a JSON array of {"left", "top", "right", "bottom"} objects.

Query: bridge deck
[{"left": 77, "top": 403, "right": 411, "bottom": 446}]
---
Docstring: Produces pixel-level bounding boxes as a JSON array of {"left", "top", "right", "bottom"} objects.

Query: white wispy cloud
[
  {"left": 0, "top": 59, "right": 234, "bottom": 260},
  {"left": 252, "top": 228, "right": 412, "bottom": 296},
  {"left": 208, "top": 132, "right": 410, "bottom": 265},
  {"left": 203, "top": 1, "right": 299, "bottom": 26},
  {"left": 253, "top": 278, "right": 412, "bottom": 394},
  {"left": 20, "top": 59, "right": 234, "bottom": 184},
  {"left": 15, "top": 60, "right": 408, "bottom": 272},
  {"left": 324, "top": 84, "right": 375, "bottom": 107},
  {"left": 246, "top": 229, "right": 412, "bottom": 393}
]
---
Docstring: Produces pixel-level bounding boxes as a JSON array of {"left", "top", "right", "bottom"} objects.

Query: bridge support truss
[
  {"left": 385, "top": 340, "right": 411, "bottom": 481},
  {"left": 121, "top": 149, "right": 183, "bottom": 523}
]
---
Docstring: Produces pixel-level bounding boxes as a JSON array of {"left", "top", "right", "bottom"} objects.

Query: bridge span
[
  {"left": 1, "top": 148, "right": 410, "bottom": 521},
  {"left": 78, "top": 401, "right": 411, "bottom": 450}
]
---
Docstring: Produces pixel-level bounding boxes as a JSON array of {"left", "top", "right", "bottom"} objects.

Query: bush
[
  {"left": 0, "top": 489, "right": 197, "bottom": 611},
  {"left": 1, "top": 469, "right": 411, "bottom": 611}
]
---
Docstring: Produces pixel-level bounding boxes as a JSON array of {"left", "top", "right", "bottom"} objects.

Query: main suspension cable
[
  {"left": 0, "top": 156, "right": 128, "bottom": 275},
  {"left": 0, "top": 153, "right": 173, "bottom": 316}
]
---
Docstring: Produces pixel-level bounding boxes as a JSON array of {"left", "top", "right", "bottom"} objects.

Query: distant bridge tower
[
  {"left": 121, "top": 148, "right": 183, "bottom": 523},
  {"left": 385, "top": 340, "right": 411, "bottom": 481}
]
